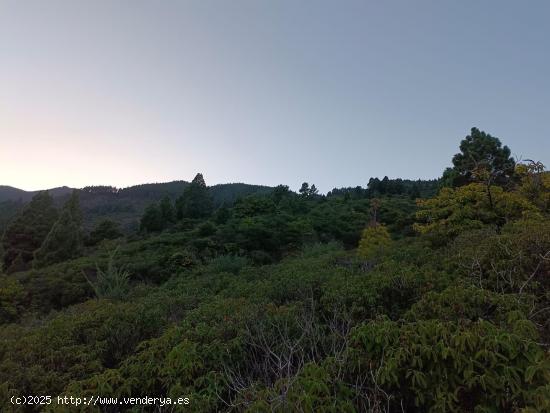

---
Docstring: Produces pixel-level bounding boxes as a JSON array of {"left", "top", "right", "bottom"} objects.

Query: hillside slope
[{"left": 0, "top": 181, "right": 274, "bottom": 232}]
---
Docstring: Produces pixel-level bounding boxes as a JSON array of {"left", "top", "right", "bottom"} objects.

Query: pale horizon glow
[{"left": 1, "top": 0, "right": 549, "bottom": 193}]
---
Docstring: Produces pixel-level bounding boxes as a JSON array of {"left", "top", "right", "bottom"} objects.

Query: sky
[{"left": 1, "top": 1, "right": 549, "bottom": 193}]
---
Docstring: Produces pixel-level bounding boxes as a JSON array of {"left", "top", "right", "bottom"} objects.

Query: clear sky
[{"left": 1, "top": 1, "right": 549, "bottom": 193}]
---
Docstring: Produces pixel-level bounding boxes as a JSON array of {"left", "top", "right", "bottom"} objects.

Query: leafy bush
[
  {"left": 351, "top": 317, "right": 550, "bottom": 412},
  {"left": 207, "top": 255, "right": 249, "bottom": 274},
  {"left": 357, "top": 224, "right": 392, "bottom": 261},
  {"left": 0, "top": 277, "right": 26, "bottom": 324}
]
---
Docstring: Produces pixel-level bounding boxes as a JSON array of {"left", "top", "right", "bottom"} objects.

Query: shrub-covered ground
[{"left": 1, "top": 130, "right": 549, "bottom": 412}]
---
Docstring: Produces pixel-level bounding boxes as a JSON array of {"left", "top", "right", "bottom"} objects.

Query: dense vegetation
[
  {"left": 1, "top": 128, "right": 549, "bottom": 412},
  {"left": 0, "top": 182, "right": 273, "bottom": 235}
]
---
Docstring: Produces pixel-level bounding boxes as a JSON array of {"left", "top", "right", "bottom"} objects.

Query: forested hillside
[
  {"left": 1, "top": 128, "right": 549, "bottom": 412},
  {"left": 0, "top": 182, "right": 274, "bottom": 235}
]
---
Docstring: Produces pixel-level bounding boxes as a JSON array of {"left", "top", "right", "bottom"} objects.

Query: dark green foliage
[
  {"left": 17, "top": 264, "right": 92, "bottom": 313},
  {"left": 299, "top": 182, "right": 319, "bottom": 197},
  {"left": 444, "top": 127, "right": 516, "bottom": 187},
  {"left": 0, "top": 277, "right": 26, "bottom": 324},
  {"left": 142, "top": 197, "right": 182, "bottom": 233},
  {"left": 140, "top": 196, "right": 177, "bottom": 233},
  {"left": 0, "top": 182, "right": 274, "bottom": 235},
  {"left": 1, "top": 209, "right": 550, "bottom": 412},
  {"left": 0, "top": 297, "right": 169, "bottom": 401},
  {"left": 33, "top": 191, "right": 84, "bottom": 268},
  {"left": 197, "top": 221, "right": 216, "bottom": 236},
  {"left": 207, "top": 254, "right": 249, "bottom": 274},
  {"left": 232, "top": 194, "right": 276, "bottom": 218},
  {"left": 0, "top": 199, "right": 23, "bottom": 235},
  {"left": 209, "top": 182, "right": 273, "bottom": 206},
  {"left": 87, "top": 218, "right": 122, "bottom": 245},
  {"left": 405, "top": 285, "right": 531, "bottom": 324},
  {"left": 1, "top": 191, "right": 58, "bottom": 272},
  {"left": 351, "top": 317, "right": 547, "bottom": 412},
  {"left": 272, "top": 184, "right": 291, "bottom": 203},
  {"left": 159, "top": 195, "right": 175, "bottom": 224},
  {"left": 213, "top": 203, "right": 231, "bottom": 224},
  {"left": 176, "top": 173, "right": 214, "bottom": 219},
  {"left": 328, "top": 178, "right": 439, "bottom": 199},
  {"left": 140, "top": 202, "right": 164, "bottom": 232},
  {"left": 1, "top": 133, "right": 549, "bottom": 412}
]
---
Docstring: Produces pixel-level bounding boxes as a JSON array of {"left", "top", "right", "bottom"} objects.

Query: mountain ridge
[
  {"left": 0, "top": 185, "right": 74, "bottom": 203},
  {"left": 0, "top": 181, "right": 274, "bottom": 232}
]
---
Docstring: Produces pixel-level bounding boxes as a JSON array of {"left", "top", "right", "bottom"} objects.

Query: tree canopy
[
  {"left": 33, "top": 191, "right": 84, "bottom": 268},
  {"left": 176, "top": 173, "right": 214, "bottom": 219},
  {"left": 443, "top": 127, "right": 516, "bottom": 187},
  {"left": 1, "top": 191, "right": 58, "bottom": 272}
]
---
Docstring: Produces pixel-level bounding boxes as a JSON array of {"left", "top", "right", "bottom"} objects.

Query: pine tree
[
  {"left": 299, "top": 182, "right": 319, "bottom": 198},
  {"left": 33, "top": 191, "right": 83, "bottom": 268},
  {"left": 1, "top": 191, "right": 58, "bottom": 272},
  {"left": 309, "top": 184, "right": 319, "bottom": 196},
  {"left": 272, "top": 185, "right": 291, "bottom": 204},
  {"left": 176, "top": 173, "right": 214, "bottom": 219},
  {"left": 444, "top": 127, "right": 516, "bottom": 187},
  {"left": 299, "top": 182, "right": 310, "bottom": 196}
]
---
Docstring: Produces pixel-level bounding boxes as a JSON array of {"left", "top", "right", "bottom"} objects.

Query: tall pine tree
[
  {"left": 176, "top": 173, "right": 213, "bottom": 219},
  {"left": 33, "top": 191, "right": 83, "bottom": 268},
  {"left": 1, "top": 191, "right": 58, "bottom": 273},
  {"left": 443, "top": 127, "right": 516, "bottom": 187}
]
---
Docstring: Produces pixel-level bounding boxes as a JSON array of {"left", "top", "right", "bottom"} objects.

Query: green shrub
[
  {"left": 207, "top": 255, "right": 249, "bottom": 275},
  {"left": 351, "top": 317, "right": 550, "bottom": 412}
]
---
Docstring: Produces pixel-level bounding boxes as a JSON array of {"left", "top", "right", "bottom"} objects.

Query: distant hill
[
  {"left": 0, "top": 186, "right": 27, "bottom": 203},
  {"left": 0, "top": 178, "right": 443, "bottom": 234},
  {"left": 0, "top": 185, "right": 73, "bottom": 203},
  {"left": 0, "top": 181, "right": 274, "bottom": 233}
]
